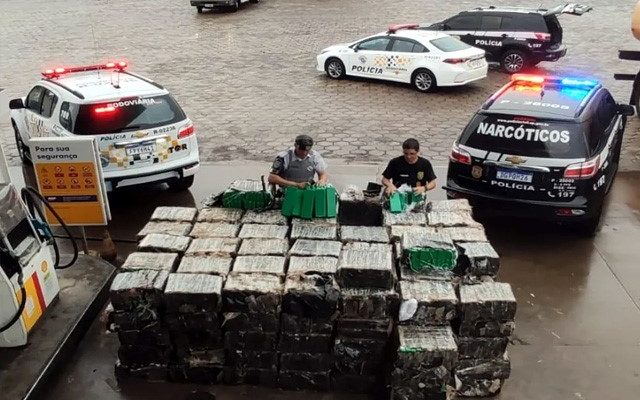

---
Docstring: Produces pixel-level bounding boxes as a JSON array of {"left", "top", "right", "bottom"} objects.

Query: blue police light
[
  {"left": 560, "top": 78, "right": 598, "bottom": 87},
  {"left": 560, "top": 87, "right": 590, "bottom": 100}
]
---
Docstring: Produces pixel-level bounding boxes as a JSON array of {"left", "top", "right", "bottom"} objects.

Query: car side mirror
[
  {"left": 9, "top": 98, "right": 24, "bottom": 110},
  {"left": 617, "top": 104, "right": 635, "bottom": 116}
]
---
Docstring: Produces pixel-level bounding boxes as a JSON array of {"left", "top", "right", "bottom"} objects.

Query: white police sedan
[{"left": 316, "top": 24, "right": 487, "bottom": 93}]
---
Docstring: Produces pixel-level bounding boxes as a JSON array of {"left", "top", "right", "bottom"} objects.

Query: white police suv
[
  {"left": 316, "top": 24, "right": 487, "bottom": 93},
  {"left": 446, "top": 74, "right": 634, "bottom": 235},
  {"left": 9, "top": 62, "right": 199, "bottom": 191}
]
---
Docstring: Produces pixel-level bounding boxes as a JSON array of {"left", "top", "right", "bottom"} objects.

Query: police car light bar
[
  {"left": 387, "top": 23, "right": 419, "bottom": 33},
  {"left": 511, "top": 74, "right": 598, "bottom": 88},
  {"left": 42, "top": 61, "right": 128, "bottom": 79}
]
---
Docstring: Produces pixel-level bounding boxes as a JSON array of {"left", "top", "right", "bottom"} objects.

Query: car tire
[
  {"left": 168, "top": 176, "right": 195, "bottom": 192},
  {"left": 13, "top": 121, "right": 31, "bottom": 165},
  {"left": 231, "top": 0, "right": 239, "bottom": 12},
  {"left": 501, "top": 49, "right": 529, "bottom": 73},
  {"left": 411, "top": 69, "right": 437, "bottom": 93},
  {"left": 325, "top": 58, "right": 346, "bottom": 79},
  {"left": 196, "top": 6, "right": 203, "bottom": 13},
  {"left": 250, "top": 0, "right": 260, "bottom": 3}
]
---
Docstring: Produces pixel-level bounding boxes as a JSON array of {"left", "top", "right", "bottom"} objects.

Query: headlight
[{"left": 100, "top": 155, "right": 109, "bottom": 168}]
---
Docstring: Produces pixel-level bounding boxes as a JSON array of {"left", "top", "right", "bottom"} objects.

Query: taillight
[
  {"left": 534, "top": 32, "right": 551, "bottom": 42},
  {"left": 178, "top": 124, "right": 195, "bottom": 139},
  {"left": 443, "top": 58, "right": 469, "bottom": 64},
  {"left": 450, "top": 143, "right": 471, "bottom": 165},
  {"left": 564, "top": 156, "right": 598, "bottom": 179}
]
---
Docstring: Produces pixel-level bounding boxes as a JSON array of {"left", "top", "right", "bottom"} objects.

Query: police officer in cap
[{"left": 268, "top": 135, "right": 328, "bottom": 189}]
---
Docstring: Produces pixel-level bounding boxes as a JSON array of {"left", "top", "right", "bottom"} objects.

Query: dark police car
[
  {"left": 445, "top": 74, "right": 634, "bottom": 235},
  {"left": 419, "top": 4, "right": 592, "bottom": 73}
]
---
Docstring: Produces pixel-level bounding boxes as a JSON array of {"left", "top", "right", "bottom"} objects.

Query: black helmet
[{"left": 294, "top": 134, "right": 314, "bottom": 150}]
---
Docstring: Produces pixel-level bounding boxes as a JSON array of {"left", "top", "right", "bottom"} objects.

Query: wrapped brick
[
  {"left": 459, "top": 282, "right": 517, "bottom": 322},
  {"left": 290, "top": 224, "right": 338, "bottom": 240},
  {"left": 427, "top": 199, "right": 472, "bottom": 213},
  {"left": 112, "top": 310, "right": 160, "bottom": 331},
  {"left": 455, "top": 354, "right": 511, "bottom": 380},
  {"left": 173, "top": 328, "right": 223, "bottom": 352},
  {"left": 278, "top": 333, "right": 333, "bottom": 353},
  {"left": 165, "top": 312, "right": 220, "bottom": 333},
  {"left": 222, "top": 312, "right": 279, "bottom": 332},
  {"left": 438, "top": 226, "right": 487, "bottom": 243},
  {"left": 396, "top": 325, "right": 458, "bottom": 370},
  {"left": 292, "top": 217, "right": 337, "bottom": 226},
  {"left": 115, "top": 360, "right": 167, "bottom": 382},
  {"left": 457, "top": 242, "right": 500, "bottom": 277},
  {"left": 118, "top": 345, "right": 172, "bottom": 366},
  {"left": 337, "top": 249, "right": 394, "bottom": 289},
  {"left": 223, "top": 273, "right": 283, "bottom": 314},
  {"left": 278, "top": 370, "right": 331, "bottom": 391},
  {"left": 110, "top": 270, "right": 169, "bottom": 311},
  {"left": 238, "top": 238, "right": 289, "bottom": 256},
  {"left": 176, "top": 256, "right": 232, "bottom": 277},
  {"left": 185, "top": 237, "right": 240, "bottom": 257},
  {"left": 189, "top": 222, "right": 239, "bottom": 238},
  {"left": 390, "top": 225, "right": 437, "bottom": 242},
  {"left": 340, "top": 287, "right": 399, "bottom": 319},
  {"left": 169, "top": 362, "right": 223, "bottom": 384},
  {"left": 455, "top": 377, "right": 504, "bottom": 397},
  {"left": 391, "top": 365, "right": 452, "bottom": 397},
  {"left": 138, "top": 234, "right": 191, "bottom": 254},
  {"left": 177, "top": 348, "right": 225, "bottom": 365},
  {"left": 238, "top": 224, "right": 288, "bottom": 240},
  {"left": 401, "top": 231, "right": 457, "bottom": 273},
  {"left": 332, "top": 374, "right": 378, "bottom": 394},
  {"left": 136, "top": 221, "right": 193, "bottom": 239},
  {"left": 457, "top": 319, "right": 516, "bottom": 338},
  {"left": 279, "top": 353, "right": 333, "bottom": 372},
  {"left": 399, "top": 280, "right": 457, "bottom": 325},
  {"left": 456, "top": 337, "right": 509, "bottom": 359},
  {"left": 333, "top": 337, "right": 388, "bottom": 374},
  {"left": 383, "top": 210, "right": 427, "bottom": 226},
  {"left": 282, "top": 274, "right": 339, "bottom": 318},
  {"left": 337, "top": 318, "right": 392, "bottom": 340},
  {"left": 164, "top": 273, "right": 223, "bottom": 314},
  {"left": 241, "top": 209, "right": 288, "bottom": 225},
  {"left": 288, "top": 256, "right": 338, "bottom": 276},
  {"left": 223, "top": 366, "right": 278, "bottom": 386},
  {"left": 340, "top": 225, "right": 389, "bottom": 243},
  {"left": 289, "top": 239, "right": 342, "bottom": 257},
  {"left": 224, "top": 330, "right": 278, "bottom": 351},
  {"left": 398, "top": 260, "right": 455, "bottom": 282},
  {"left": 427, "top": 211, "right": 481, "bottom": 228},
  {"left": 338, "top": 188, "right": 383, "bottom": 227},
  {"left": 117, "top": 322, "right": 171, "bottom": 348},
  {"left": 198, "top": 207, "right": 244, "bottom": 223},
  {"left": 343, "top": 242, "right": 393, "bottom": 252},
  {"left": 226, "top": 350, "right": 278, "bottom": 369},
  {"left": 120, "top": 252, "right": 178, "bottom": 273},
  {"left": 150, "top": 206, "right": 197, "bottom": 223},
  {"left": 280, "top": 313, "right": 334, "bottom": 335},
  {"left": 233, "top": 255, "right": 286, "bottom": 276}
]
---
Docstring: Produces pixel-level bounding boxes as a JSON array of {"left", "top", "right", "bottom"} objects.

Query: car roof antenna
[{"left": 90, "top": 21, "right": 100, "bottom": 79}]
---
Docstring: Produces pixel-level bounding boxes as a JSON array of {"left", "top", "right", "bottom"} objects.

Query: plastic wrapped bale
[
  {"left": 288, "top": 256, "right": 338, "bottom": 276},
  {"left": 280, "top": 313, "right": 334, "bottom": 335},
  {"left": 138, "top": 234, "right": 191, "bottom": 254},
  {"left": 456, "top": 242, "right": 500, "bottom": 277},
  {"left": 396, "top": 325, "right": 458, "bottom": 370},
  {"left": 177, "top": 256, "right": 232, "bottom": 277},
  {"left": 165, "top": 313, "right": 222, "bottom": 350},
  {"left": 222, "top": 179, "right": 272, "bottom": 210},
  {"left": 291, "top": 224, "right": 338, "bottom": 240},
  {"left": 185, "top": 237, "right": 240, "bottom": 257},
  {"left": 189, "top": 222, "right": 239, "bottom": 238},
  {"left": 198, "top": 207, "right": 244, "bottom": 223},
  {"left": 115, "top": 360, "right": 167, "bottom": 382},
  {"left": 338, "top": 187, "right": 383, "bottom": 226},
  {"left": 332, "top": 374, "right": 378, "bottom": 394},
  {"left": 289, "top": 239, "right": 342, "bottom": 258},
  {"left": 110, "top": 270, "right": 169, "bottom": 312},
  {"left": 438, "top": 226, "right": 487, "bottom": 244},
  {"left": 223, "top": 273, "right": 283, "bottom": 314},
  {"left": 337, "top": 249, "right": 395, "bottom": 289},
  {"left": 164, "top": 273, "right": 223, "bottom": 314},
  {"left": 278, "top": 370, "right": 331, "bottom": 391},
  {"left": 224, "top": 330, "right": 278, "bottom": 351},
  {"left": 136, "top": 221, "right": 193, "bottom": 239},
  {"left": 222, "top": 312, "right": 280, "bottom": 332},
  {"left": 238, "top": 224, "right": 289, "bottom": 240},
  {"left": 343, "top": 242, "right": 393, "bottom": 253},
  {"left": 282, "top": 274, "right": 340, "bottom": 318},
  {"left": 233, "top": 256, "right": 286, "bottom": 276},
  {"left": 337, "top": 318, "right": 392, "bottom": 340},
  {"left": 399, "top": 280, "right": 457, "bottom": 325},
  {"left": 427, "top": 199, "right": 472, "bottom": 213},
  {"left": 456, "top": 337, "right": 509, "bottom": 359},
  {"left": 383, "top": 209, "right": 427, "bottom": 227},
  {"left": 401, "top": 231, "right": 457, "bottom": 273},
  {"left": 455, "top": 376, "right": 505, "bottom": 397},
  {"left": 150, "top": 206, "right": 197, "bottom": 223},
  {"left": 333, "top": 336, "right": 388, "bottom": 375},
  {"left": 278, "top": 333, "right": 333, "bottom": 353},
  {"left": 340, "top": 288, "right": 399, "bottom": 319},
  {"left": 391, "top": 365, "right": 453, "bottom": 400},
  {"left": 117, "top": 344, "right": 172, "bottom": 366},
  {"left": 390, "top": 225, "right": 437, "bottom": 242},
  {"left": 427, "top": 211, "right": 481, "bottom": 228},
  {"left": 279, "top": 353, "right": 333, "bottom": 372},
  {"left": 242, "top": 209, "right": 288, "bottom": 225},
  {"left": 459, "top": 282, "right": 517, "bottom": 323},
  {"left": 458, "top": 319, "right": 516, "bottom": 338},
  {"left": 292, "top": 217, "right": 337, "bottom": 226},
  {"left": 455, "top": 354, "right": 511, "bottom": 382},
  {"left": 169, "top": 359, "right": 223, "bottom": 384},
  {"left": 398, "top": 260, "right": 455, "bottom": 283},
  {"left": 223, "top": 365, "right": 278, "bottom": 386},
  {"left": 238, "top": 238, "right": 289, "bottom": 256},
  {"left": 340, "top": 225, "right": 390, "bottom": 244},
  {"left": 121, "top": 252, "right": 178, "bottom": 273},
  {"left": 112, "top": 309, "right": 161, "bottom": 331},
  {"left": 117, "top": 321, "right": 171, "bottom": 348},
  {"left": 226, "top": 349, "right": 279, "bottom": 369}
]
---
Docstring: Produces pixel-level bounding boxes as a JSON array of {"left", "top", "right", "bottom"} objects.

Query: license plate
[
  {"left": 126, "top": 144, "right": 155, "bottom": 156},
  {"left": 469, "top": 59, "right": 484, "bottom": 68},
  {"left": 496, "top": 169, "right": 533, "bottom": 183}
]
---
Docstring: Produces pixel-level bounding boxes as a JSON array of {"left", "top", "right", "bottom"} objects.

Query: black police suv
[
  {"left": 420, "top": 4, "right": 592, "bottom": 73},
  {"left": 445, "top": 74, "right": 634, "bottom": 235}
]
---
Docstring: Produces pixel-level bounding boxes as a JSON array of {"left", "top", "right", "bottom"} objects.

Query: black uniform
[{"left": 382, "top": 156, "right": 436, "bottom": 187}]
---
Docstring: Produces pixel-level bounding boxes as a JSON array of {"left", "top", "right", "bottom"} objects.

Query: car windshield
[
  {"left": 460, "top": 113, "right": 589, "bottom": 159},
  {"left": 430, "top": 36, "right": 471, "bottom": 52},
  {"left": 66, "top": 94, "right": 186, "bottom": 135}
]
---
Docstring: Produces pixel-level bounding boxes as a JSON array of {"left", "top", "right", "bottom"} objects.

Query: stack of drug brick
[
  {"left": 334, "top": 226, "right": 398, "bottom": 394},
  {"left": 282, "top": 218, "right": 341, "bottom": 391},
  {"left": 222, "top": 209, "right": 289, "bottom": 386}
]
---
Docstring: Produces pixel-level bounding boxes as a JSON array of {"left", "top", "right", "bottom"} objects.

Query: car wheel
[
  {"left": 13, "top": 122, "right": 31, "bottom": 165},
  {"left": 168, "top": 176, "right": 195, "bottom": 192},
  {"left": 501, "top": 50, "right": 528, "bottom": 73},
  {"left": 325, "top": 58, "right": 346, "bottom": 79},
  {"left": 250, "top": 0, "right": 260, "bottom": 3},
  {"left": 412, "top": 69, "right": 437, "bottom": 93},
  {"left": 196, "top": 6, "right": 203, "bottom": 13},
  {"left": 231, "top": 0, "right": 239, "bottom": 12}
]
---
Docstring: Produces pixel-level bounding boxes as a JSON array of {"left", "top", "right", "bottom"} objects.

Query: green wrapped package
[
  {"left": 222, "top": 180, "right": 272, "bottom": 210},
  {"left": 401, "top": 231, "right": 458, "bottom": 272},
  {"left": 281, "top": 185, "right": 337, "bottom": 219},
  {"left": 388, "top": 191, "right": 426, "bottom": 214}
]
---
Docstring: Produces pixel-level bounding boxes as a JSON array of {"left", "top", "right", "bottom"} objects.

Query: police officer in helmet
[{"left": 268, "top": 135, "right": 328, "bottom": 189}]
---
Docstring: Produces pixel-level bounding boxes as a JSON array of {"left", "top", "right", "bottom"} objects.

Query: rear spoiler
[{"left": 543, "top": 3, "right": 592, "bottom": 16}]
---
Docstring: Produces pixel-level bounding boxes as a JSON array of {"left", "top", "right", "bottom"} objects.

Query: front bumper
[{"left": 104, "top": 162, "right": 199, "bottom": 191}]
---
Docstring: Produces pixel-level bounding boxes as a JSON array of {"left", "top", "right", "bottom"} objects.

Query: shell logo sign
[{"left": 40, "top": 260, "right": 49, "bottom": 273}]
